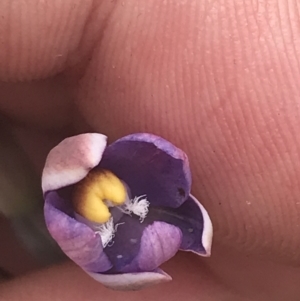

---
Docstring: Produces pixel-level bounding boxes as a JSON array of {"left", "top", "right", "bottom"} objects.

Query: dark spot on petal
[{"left": 178, "top": 188, "right": 185, "bottom": 197}]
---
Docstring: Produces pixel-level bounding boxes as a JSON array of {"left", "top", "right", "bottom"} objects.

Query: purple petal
[
  {"left": 117, "top": 221, "right": 182, "bottom": 273},
  {"left": 147, "top": 195, "right": 213, "bottom": 256},
  {"left": 44, "top": 191, "right": 112, "bottom": 272},
  {"left": 177, "top": 195, "right": 213, "bottom": 256},
  {"left": 189, "top": 195, "right": 213, "bottom": 256},
  {"left": 88, "top": 268, "right": 172, "bottom": 290},
  {"left": 42, "top": 133, "right": 107, "bottom": 193},
  {"left": 135, "top": 221, "right": 182, "bottom": 270},
  {"left": 99, "top": 133, "right": 191, "bottom": 208},
  {"left": 103, "top": 214, "right": 145, "bottom": 272}
]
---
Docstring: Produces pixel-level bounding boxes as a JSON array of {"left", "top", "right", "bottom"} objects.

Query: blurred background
[{"left": 0, "top": 122, "right": 64, "bottom": 282}]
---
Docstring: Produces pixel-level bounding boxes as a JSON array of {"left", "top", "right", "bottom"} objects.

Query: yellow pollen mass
[{"left": 72, "top": 169, "right": 127, "bottom": 224}]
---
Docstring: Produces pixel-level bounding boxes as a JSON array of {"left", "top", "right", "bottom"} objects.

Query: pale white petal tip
[
  {"left": 87, "top": 269, "right": 172, "bottom": 291},
  {"left": 189, "top": 195, "right": 213, "bottom": 257},
  {"left": 42, "top": 133, "right": 107, "bottom": 193},
  {"left": 199, "top": 202, "right": 213, "bottom": 256}
]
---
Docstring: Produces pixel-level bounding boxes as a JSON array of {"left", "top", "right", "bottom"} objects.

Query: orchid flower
[{"left": 42, "top": 133, "right": 213, "bottom": 290}]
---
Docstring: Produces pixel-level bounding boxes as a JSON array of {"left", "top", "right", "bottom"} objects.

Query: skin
[{"left": 0, "top": 0, "right": 300, "bottom": 300}]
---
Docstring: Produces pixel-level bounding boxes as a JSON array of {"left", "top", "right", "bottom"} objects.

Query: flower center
[{"left": 72, "top": 169, "right": 150, "bottom": 248}]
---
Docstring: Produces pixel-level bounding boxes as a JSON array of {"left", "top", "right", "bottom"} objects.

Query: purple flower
[{"left": 42, "top": 133, "right": 213, "bottom": 290}]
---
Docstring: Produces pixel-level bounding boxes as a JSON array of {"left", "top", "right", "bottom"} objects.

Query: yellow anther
[{"left": 72, "top": 169, "right": 127, "bottom": 224}]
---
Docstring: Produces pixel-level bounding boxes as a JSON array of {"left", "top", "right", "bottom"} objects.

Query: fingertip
[{"left": 0, "top": 0, "right": 94, "bottom": 81}]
